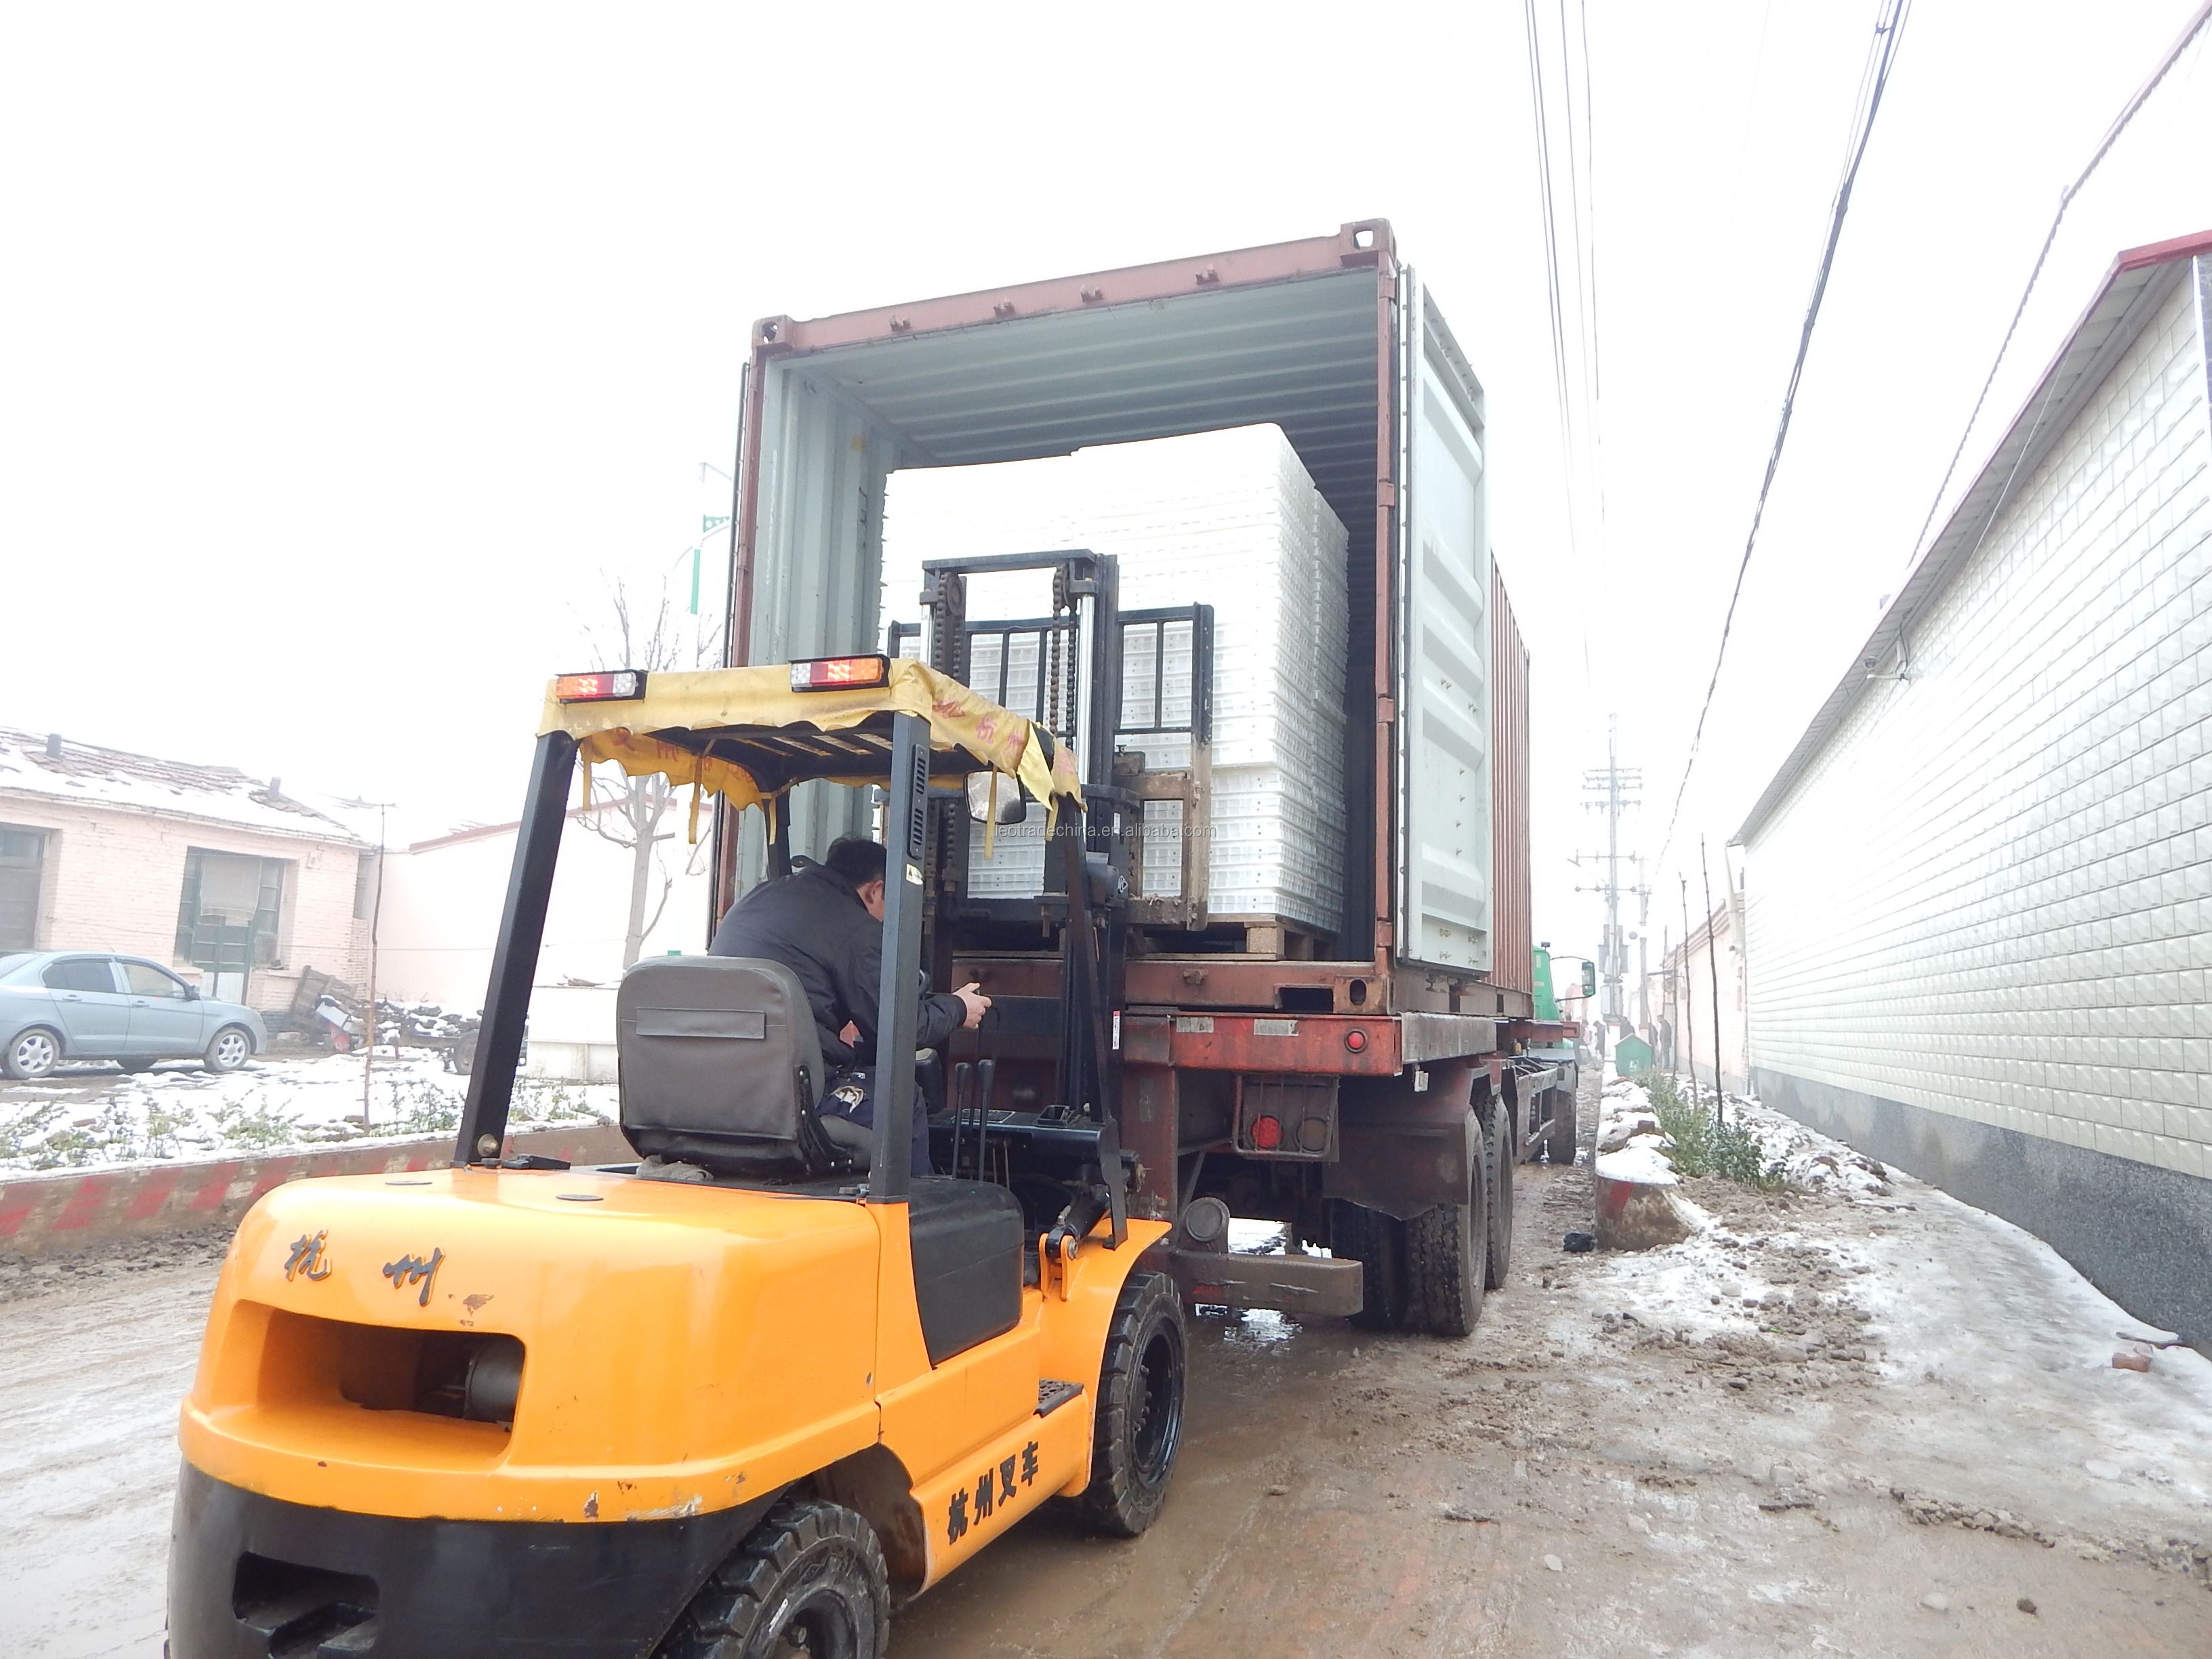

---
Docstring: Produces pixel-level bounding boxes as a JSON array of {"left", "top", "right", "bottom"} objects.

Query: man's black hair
[{"left": 822, "top": 836, "right": 888, "bottom": 887}]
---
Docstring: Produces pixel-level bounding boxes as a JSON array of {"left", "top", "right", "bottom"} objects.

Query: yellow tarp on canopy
[{"left": 536, "top": 659, "right": 1080, "bottom": 819}]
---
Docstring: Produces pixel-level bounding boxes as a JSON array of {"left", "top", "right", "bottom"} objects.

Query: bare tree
[{"left": 578, "top": 580, "right": 720, "bottom": 968}]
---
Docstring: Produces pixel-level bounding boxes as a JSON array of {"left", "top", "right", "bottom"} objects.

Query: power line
[
  {"left": 1523, "top": 0, "right": 1609, "bottom": 701},
  {"left": 1902, "top": 0, "right": 2212, "bottom": 567},
  {"left": 1523, "top": 0, "right": 1582, "bottom": 536},
  {"left": 1656, "top": 0, "right": 1912, "bottom": 867}
]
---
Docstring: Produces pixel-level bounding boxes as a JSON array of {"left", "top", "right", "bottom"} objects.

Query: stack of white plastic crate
[{"left": 882, "top": 424, "right": 1349, "bottom": 940}]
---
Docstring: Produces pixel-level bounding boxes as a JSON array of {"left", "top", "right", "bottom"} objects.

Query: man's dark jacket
[{"left": 708, "top": 862, "right": 962, "bottom": 1069}]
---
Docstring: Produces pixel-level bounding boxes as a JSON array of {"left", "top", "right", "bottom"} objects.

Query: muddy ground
[{"left": 3, "top": 1080, "right": 2208, "bottom": 1658}]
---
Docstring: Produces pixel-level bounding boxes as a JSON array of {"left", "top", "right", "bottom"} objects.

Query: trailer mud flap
[
  {"left": 1323, "top": 1114, "right": 1477, "bottom": 1219},
  {"left": 1139, "top": 1246, "right": 1364, "bottom": 1317}
]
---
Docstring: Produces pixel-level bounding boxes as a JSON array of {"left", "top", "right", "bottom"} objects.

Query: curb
[{"left": 0, "top": 1122, "right": 634, "bottom": 1259}]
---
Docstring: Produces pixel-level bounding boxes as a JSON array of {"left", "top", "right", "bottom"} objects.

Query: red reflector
[
  {"left": 790, "top": 655, "right": 890, "bottom": 693},
  {"left": 1250, "top": 1114, "right": 1282, "bottom": 1150},
  {"left": 1344, "top": 1028, "right": 1368, "bottom": 1052},
  {"left": 554, "top": 670, "right": 645, "bottom": 703}
]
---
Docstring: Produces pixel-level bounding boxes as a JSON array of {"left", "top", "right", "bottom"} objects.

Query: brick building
[
  {"left": 0, "top": 728, "right": 369, "bottom": 1016},
  {"left": 1651, "top": 896, "right": 1749, "bottom": 1097},
  {"left": 1735, "top": 231, "right": 2212, "bottom": 1345}
]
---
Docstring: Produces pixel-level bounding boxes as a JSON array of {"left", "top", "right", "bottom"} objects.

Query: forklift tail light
[
  {"left": 555, "top": 670, "right": 646, "bottom": 703},
  {"left": 790, "top": 655, "right": 890, "bottom": 692},
  {"left": 1250, "top": 1114, "right": 1282, "bottom": 1150}
]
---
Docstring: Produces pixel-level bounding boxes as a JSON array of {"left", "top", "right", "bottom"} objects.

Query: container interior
[{"left": 744, "top": 267, "right": 1387, "bottom": 954}]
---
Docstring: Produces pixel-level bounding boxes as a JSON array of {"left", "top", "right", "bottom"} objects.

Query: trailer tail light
[
  {"left": 1236, "top": 1074, "right": 1338, "bottom": 1160},
  {"left": 1343, "top": 1028, "right": 1368, "bottom": 1052},
  {"left": 790, "top": 655, "right": 890, "bottom": 693},
  {"left": 554, "top": 670, "right": 646, "bottom": 703}
]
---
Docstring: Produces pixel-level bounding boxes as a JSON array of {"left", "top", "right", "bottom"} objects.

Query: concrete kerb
[{"left": 0, "top": 1122, "right": 634, "bottom": 1259}]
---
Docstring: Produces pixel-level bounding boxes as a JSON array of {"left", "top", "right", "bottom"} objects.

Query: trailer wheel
[
  {"left": 1483, "top": 1104, "right": 1513, "bottom": 1291},
  {"left": 655, "top": 1496, "right": 890, "bottom": 1659},
  {"left": 1332, "top": 1200, "right": 1410, "bottom": 1331},
  {"left": 1069, "top": 1271, "right": 1185, "bottom": 1537},
  {"left": 1541, "top": 1085, "right": 1579, "bottom": 1166},
  {"left": 1406, "top": 1126, "right": 1491, "bottom": 1338}
]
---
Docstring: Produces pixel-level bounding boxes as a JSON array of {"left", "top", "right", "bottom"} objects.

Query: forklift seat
[{"left": 615, "top": 956, "right": 838, "bottom": 1176}]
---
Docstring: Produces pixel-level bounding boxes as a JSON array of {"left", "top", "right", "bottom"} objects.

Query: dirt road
[
  {"left": 890, "top": 1147, "right": 2212, "bottom": 1658},
  {"left": 4, "top": 1099, "right": 2208, "bottom": 1657},
  {"left": 0, "top": 1231, "right": 229, "bottom": 1658}
]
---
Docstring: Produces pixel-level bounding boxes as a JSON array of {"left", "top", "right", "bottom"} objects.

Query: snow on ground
[
  {"left": 0, "top": 1049, "right": 614, "bottom": 1174},
  {"left": 1569, "top": 1070, "right": 2212, "bottom": 1572}
]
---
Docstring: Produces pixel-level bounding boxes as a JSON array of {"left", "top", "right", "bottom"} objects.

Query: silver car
[{"left": 0, "top": 951, "right": 268, "bottom": 1080}]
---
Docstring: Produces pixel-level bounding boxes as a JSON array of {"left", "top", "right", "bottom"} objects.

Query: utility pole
[
  {"left": 337, "top": 797, "right": 397, "bottom": 1125},
  {"left": 1573, "top": 718, "right": 1647, "bottom": 1050},
  {"left": 1700, "top": 836, "right": 1726, "bottom": 1126},
  {"left": 1679, "top": 875, "right": 1698, "bottom": 1112}
]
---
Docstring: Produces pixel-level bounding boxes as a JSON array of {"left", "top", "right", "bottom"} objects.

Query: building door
[
  {"left": 176, "top": 851, "right": 286, "bottom": 1005},
  {"left": 0, "top": 826, "right": 46, "bottom": 951}
]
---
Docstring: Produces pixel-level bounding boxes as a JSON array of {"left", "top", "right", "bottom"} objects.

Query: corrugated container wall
[{"left": 1488, "top": 567, "right": 1532, "bottom": 994}]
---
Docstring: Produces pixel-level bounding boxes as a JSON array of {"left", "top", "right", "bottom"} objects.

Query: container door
[{"left": 1395, "top": 277, "right": 1493, "bottom": 975}]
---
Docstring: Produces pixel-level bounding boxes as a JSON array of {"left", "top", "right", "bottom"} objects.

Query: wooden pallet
[{"left": 1128, "top": 913, "right": 1335, "bottom": 962}]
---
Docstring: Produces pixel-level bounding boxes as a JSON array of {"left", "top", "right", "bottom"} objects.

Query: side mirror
[
  {"left": 966, "top": 771, "right": 1026, "bottom": 825},
  {"left": 184, "top": 985, "right": 202, "bottom": 1002},
  {"left": 1580, "top": 962, "right": 1597, "bottom": 997}
]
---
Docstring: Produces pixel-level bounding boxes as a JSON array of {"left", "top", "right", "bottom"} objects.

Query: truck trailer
[{"left": 716, "top": 220, "right": 1576, "bottom": 1334}]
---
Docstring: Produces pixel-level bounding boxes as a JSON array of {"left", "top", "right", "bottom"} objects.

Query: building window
[
  {"left": 176, "top": 850, "right": 288, "bottom": 1002},
  {"left": 0, "top": 825, "right": 47, "bottom": 953}
]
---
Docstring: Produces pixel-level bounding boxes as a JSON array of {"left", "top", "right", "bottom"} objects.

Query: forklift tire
[
  {"left": 1334, "top": 1200, "right": 1409, "bottom": 1331},
  {"left": 655, "top": 1496, "right": 890, "bottom": 1659},
  {"left": 1483, "top": 1104, "right": 1513, "bottom": 1291},
  {"left": 1406, "top": 1126, "right": 1490, "bottom": 1338},
  {"left": 1070, "top": 1271, "right": 1186, "bottom": 1538}
]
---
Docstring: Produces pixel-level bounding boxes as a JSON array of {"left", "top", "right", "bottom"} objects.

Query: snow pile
[
  {"left": 0, "top": 1051, "right": 613, "bottom": 1174},
  {"left": 1594, "top": 1077, "right": 1677, "bottom": 1185},
  {"left": 1698, "top": 1088, "right": 1895, "bottom": 1199},
  {"left": 1594, "top": 1141, "right": 1678, "bottom": 1187}
]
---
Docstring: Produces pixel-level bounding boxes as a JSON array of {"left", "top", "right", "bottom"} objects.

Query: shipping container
[
  {"left": 722, "top": 222, "right": 1529, "bottom": 1013},
  {"left": 717, "top": 222, "right": 1570, "bottom": 1328}
]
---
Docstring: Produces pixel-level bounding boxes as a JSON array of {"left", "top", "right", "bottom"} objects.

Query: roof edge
[
  {"left": 0, "top": 784, "right": 367, "bottom": 846},
  {"left": 1735, "top": 227, "right": 2211, "bottom": 847}
]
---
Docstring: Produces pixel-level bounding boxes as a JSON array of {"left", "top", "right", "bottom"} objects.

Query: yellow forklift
[{"left": 168, "top": 656, "right": 1182, "bottom": 1658}]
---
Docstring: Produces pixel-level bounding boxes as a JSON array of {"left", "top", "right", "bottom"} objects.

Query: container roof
[
  {"left": 772, "top": 245, "right": 1383, "bottom": 548},
  {"left": 1734, "top": 227, "right": 2212, "bottom": 846}
]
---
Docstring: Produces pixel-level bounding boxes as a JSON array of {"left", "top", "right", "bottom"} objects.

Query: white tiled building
[{"left": 1736, "top": 231, "right": 2212, "bottom": 1347}]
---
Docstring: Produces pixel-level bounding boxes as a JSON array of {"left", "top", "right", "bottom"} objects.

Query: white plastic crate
[{"left": 884, "top": 424, "right": 1349, "bottom": 937}]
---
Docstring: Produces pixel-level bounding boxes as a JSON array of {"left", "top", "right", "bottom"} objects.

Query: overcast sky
[{"left": 5, "top": 1, "right": 2207, "bottom": 965}]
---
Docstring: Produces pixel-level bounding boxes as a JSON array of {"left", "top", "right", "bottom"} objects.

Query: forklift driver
[{"left": 709, "top": 835, "right": 989, "bottom": 1174}]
